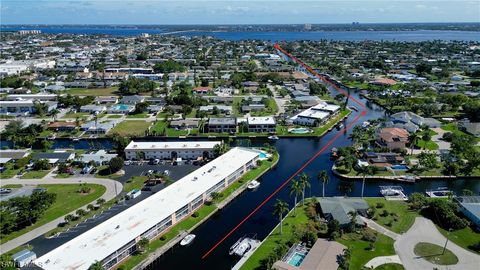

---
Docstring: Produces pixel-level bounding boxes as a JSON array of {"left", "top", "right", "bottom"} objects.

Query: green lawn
[
  {"left": 109, "top": 120, "right": 152, "bottom": 137},
  {"left": 365, "top": 198, "right": 419, "bottom": 234},
  {"left": 123, "top": 176, "right": 148, "bottom": 192},
  {"left": 150, "top": 121, "right": 199, "bottom": 137},
  {"left": 414, "top": 242, "right": 459, "bottom": 265},
  {"left": 0, "top": 184, "right": 106, "bottom": 243},
  {"left": 61, "top": 112, "right": 89, "bottom": 119},
  {"left": 127, "top": 113, "right": 150, "bottom": 118},
  {"left": 375, "top": 263, "right": 405, "bottom": 270},
  {"left": 65, "top": 87, "right": 119, "bottom": 96},
  {"left": 0, "top": 163, "right": 22, "bottom": 178},
  {"left": 337, "top": 231, "right": 396, "bottom": 270},
  {"left": 416, "top": 139, "right": 439, "bottom": 150},
  {"left": 21, "top": 170, "right": 51, "bottom": 179},
  {"left": 437, "top": 225, "right": 480, "bottom": 254},
  {"left": 0, "top": 184, "right": 22, "bottom": 188},
  {"left": 106, "top": 114, "right": 123, "bottom": 119}
]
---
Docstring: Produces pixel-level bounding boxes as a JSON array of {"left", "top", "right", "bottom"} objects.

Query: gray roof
[
  {"left": 0, "top": 149, "right": 30, "bottom": 160},
  {"left": 33, "top": 152, "right": 75, "bottom": 162},
  {"left": 208, "top": 117, "right": 236, "bottom": 125},
  {"left": 317, "top": 197, "right": 368, "bottom": 225}
]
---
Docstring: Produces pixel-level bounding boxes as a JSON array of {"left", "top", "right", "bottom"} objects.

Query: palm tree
[
  {"left": 273, "top": 199, "right": 289, "bottom": 234},
  {"left": 136, "top": 237, "right": 150, "bottom": 253},
  {"left": 408, "top": 132, "right": 419, "bottom": 155},
  {"left": 348, "top": 210, "right": 358, "bottom": 232},
  {"left": 357, "top": 165, "right": 375, "bottom": 198},
  {"left": 317, "top": 170, "right": 329, "bottom": 197},
  {"left": 289, "top": 180, "right": 303, "bottom": 214},
  {"left": 349, "top": 126, "right": 363, "bottom": 149},
  {"left": 298, "top": 173, "right": 311, "bottom": 205},
  {"left": 88, "top": 261, "right": 104, "bottom": 270},
  {"left": 50, "top": 109, "right": 60, "bottom": 121}
]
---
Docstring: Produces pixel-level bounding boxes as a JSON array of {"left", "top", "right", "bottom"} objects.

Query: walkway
[
  {"left": 360, "top": 216, "right": 400, "bottom": 240},
  {"left": 365, "top": 255, "right": 402, "bottom": 269},
  {"left": 394, "top": 217, "right": 480, "bottom": 270},
  {"left": 0, "top": 176, "right": 122, "bottom": 254}
]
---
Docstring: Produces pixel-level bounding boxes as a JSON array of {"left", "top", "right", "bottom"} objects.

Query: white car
[
  {"left": 147, "top": 170, "right": 154, "bottom": 175},
  {"left": 163, "top": 170, "right": 170, "bottom": 176},
  {"left": 124, "top": 160, "right": 132, "bottom": 166}
]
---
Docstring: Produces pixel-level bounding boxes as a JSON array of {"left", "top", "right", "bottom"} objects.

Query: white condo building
[
  {"left": 34, "top": 147, "right": 261, "bottom": 270},
  {"left": 290, "top": 102, "right": 340, "bottom": 126},
  {"left": 124, "top": 141, "right": 221, "bottom": 160}
]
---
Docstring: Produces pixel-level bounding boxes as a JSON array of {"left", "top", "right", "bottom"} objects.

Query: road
[{"left": 0, "top": 176, "right": 122, "bottom": 254}]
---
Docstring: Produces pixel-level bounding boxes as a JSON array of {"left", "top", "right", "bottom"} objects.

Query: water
[
  {"left": 2, "top": 26, "right": 480, "bottom": 41},
  {"left": 288, "top": 253, "right": 305, "bottom": 266}
]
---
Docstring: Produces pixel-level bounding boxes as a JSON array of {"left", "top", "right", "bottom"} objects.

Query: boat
[
  {"left": 426, "top": 187, "right": 453, "bottom": 198},
  {"left": 337, "top": 123, "right": 344, "bottom": 130},
  {"left": 72, "top": 137, "right": 80, "bottom": 141},
  {"left": 268, "top": 135, "right": 279, "bottom": 140},
  {"left": 229, "top": 237, "right": 254, "bottom": 257},
  {"left": 247, "top": 180, "right": 260, "bottom": 190},
  {"left": 395, "top": 176, "right": 417, "bottom": 183},
  {"left": 349, "top": 106, "right": 358, "bottom": 111},
  {"left": 361, "top": 121, "right": 370, "bottom": 128},
  {"left": 180, "top": 234, "right": 196, "bottom": 246},
  {"left": 380, "top": 187, "right": 402, "bottom": 196}
]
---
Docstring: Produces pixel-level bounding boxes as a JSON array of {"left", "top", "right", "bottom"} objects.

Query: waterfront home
[
  {"left": 387, "top": 111, "right": 441, "bottom": 132},
  {"left": 0, "top": 100, "right": 57, "bottom": 116},
  {"left": 290, "top": 102, "right": 340, "bottom": 127},
  {"left": 95, "top": 96, "right": 118, "bottom": 104},
  {"left": 33, "top": 152, "right": 75, "bottom": 164},
  {"left": 454, "top": 196, "right": 480, "bottom": 228},
  {"left": 0, "top": 149, "right": 30, "bottom": 163},
  {"left": 363, "top": 152, "right": 405, "bottom": 168},
  {"left": 247, "top": 116, "right": 276, "bottom": 133},
  {"left": 35, "top": 148, "right": 260, "bottom": 270},
  {"left": 107, "top": 104, "right": 135, "bottom": 114},
  {"left": 199, "top": 105, "right": 233, "bottom": 115},
  {"left": 48, "top": 121, "right": 77, "bottom": 131},
  {"left": 77, "top": 150, "right": 117, "bottom": 165},
  {"left": 169, "top": 119, "right": 199, "bottom": 130},
  {"left": 80, "top": 120, "right": 119, "bottom": 134},
  {"left": 316, "top": 197, "right": 368, "bottom": 227},
  {"left": 120, "top": 95, "right": 145, "bottom": 105},
  {"left": 207, "top": 117, "right": 237, "bottom": 133},
  {"left": 273, "top": 239, "right": 346, "bottom": 270},
  {"left": 125, "top": 141, "right": 221, "bottom": 160},
  {"left": 376, "top": 128, "right": 409, "bottom": 150},
  {"left": 80, "top": 105, "right": 106, "bottom": 114}
]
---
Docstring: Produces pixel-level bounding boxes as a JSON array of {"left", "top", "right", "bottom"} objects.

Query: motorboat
[
  {"left": 268, "top": 135, "right": 279, "bottom": 140},
  {"left": 229, "top": 237, "right": 253, "bottom": 257},
  {"left": 247, "top": 180, "right": 260, "bottom": 190},
  {"left": 395, "top": 176, "right": 417, "bottom": 183},
  {"left": 361, "top": 121, "right": 370, "bottom": 128},
  {"left": 180, "top": 234, "right": 196, "bottom": 246},
  {"left": 380, "top": 187, "right": 402, "bottom": 196}
]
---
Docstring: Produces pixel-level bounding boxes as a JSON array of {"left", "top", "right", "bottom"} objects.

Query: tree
[
  {"left": 298, "top": 173, "right": 311, "bottom": 205},
  {"left": 108, "top": 157, "right": 124, "bottom": 174},
  {"left": 153, "top": 59, "right": 186, "bottom": 73},
  {"left": 64, "top": 214, "right": 75, "bottom": 223},
  {"left": 348, "top": 210, "right": 358, "bottom": 232},
  {"left": 408, "top": 132, "right": 419, "bottom": 155},
  {"left": 408, "top": 192, "right": 428, "bottom": 210},
  {"left": 87, "top": 204, "right": 95, "bottom": 211},
  {"left": 273, "top": 199, "right": 289, "bottom": 234},
  {"left": 418, "top": 151, "right": 438, "bottom": 169},
  {"left": 76, "top": 209, "right": 87, "bottom": 216},
  {"left": 338, "top": 180, "right": 353, "bottom": 196},
  {"left": 416, "top": 62, "right": 432, "bottom": 75},
  {"left": 96, "top": 198, "right": 105, "bottom": 205},
  {"left": 289, "top": 180, "right": 303, "bottom": 214},
  {"left": 50, "top": 109, "right": 60, "bottom": 121},
  {"left": 317, "top": 170, "right": 329, "bottom": 197},
  {"left": 357, "top": 165, "right": 375, "bottom": 198},
  {"left": 427, "top": 200, "right": 468, "bottom": 230},
  {"left": 327, "top": 219, "right": 340, "bottom": 239},
  {"left": 136, "top": 237, "right": 150, "bottom": 253},
  {"left": 33, "top": 159, "right": 51, "bottom": 171},
  {"left": 111, "top": 135, "right": 131, "bottom": 158},
  {"left": 213, "top": 142, "right": 229, "bottom": 157},
  {"left": 57, "top": 162, "right": 68, "bottom": 174}
]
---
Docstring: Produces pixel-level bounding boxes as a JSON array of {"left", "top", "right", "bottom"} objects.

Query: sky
[{"left": 1, "top": 0, "right": 479, "bottom": 25}]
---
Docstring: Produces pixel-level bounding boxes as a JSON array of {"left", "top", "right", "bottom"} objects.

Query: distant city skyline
[{"left": 1, "top": 0, "right": 479, "bottom": 25}]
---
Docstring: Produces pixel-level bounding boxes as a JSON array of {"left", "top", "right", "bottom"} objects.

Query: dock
[
  {"left": 379, "top": 186, "right": 408, "bottom": 201},
  {"left": 231, "top": 239, "right": 262, "bottom": 270},
  {"left": 425, "top": 187, "right": 453, "bottom": 198}
]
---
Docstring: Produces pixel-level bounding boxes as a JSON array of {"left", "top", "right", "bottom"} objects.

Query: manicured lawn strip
[
  {"left": 239, "top": 204, "right": 310, "bottom": 270},
  {"left": 127, "top": 113, "right": 150, "bottom": 118},
  {"left": 107, "top": 114, "right": 123, "bottom": 119},
  {"left": 416, "top": 139, "right": 439, "bottom": 150},
  {"left": 54, "top": 173, "right": 72, "bottom": 178},
  {"left": 21, "top": 170, "right": 51, "bottom": 179},
  {"left": 375, "top": 263, "right": 405, "bottom": 270},
  {"left": 0, "top": 184, "right": 106, "bottom": 243},
  {"left": 337, "top": 231, "right": 396, "bottom": 270},
  {"left": 123, "top": 176, "right": 148, "bottom": 192},
  {"left": 414, "top": 242, "right": 458, "bottom": 265},
  {"left": 437, "top": 225, "right": 480, "bottom": 254},
  {"left": 0, "top": 163, "right": 22, "bottom": 178},
  {"left": 109, "top": 120, "right": 152, "bottom": 137},
  {"left": 365, "top": 198, "right": 419, "bottom": 234},
  {"left": 61, "top": 112, "right": 90, "bottom": 119},
  {"left": 0, "top": 184, "right": 22, "bottom": 188},
  {"left": 65, "top": 87, "right": 119, "bottom": 96},
  {"left": 118, "top": 204, "right": 217, "bottom": 270}
]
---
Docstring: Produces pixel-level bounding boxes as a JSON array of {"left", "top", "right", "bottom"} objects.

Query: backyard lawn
[
  {"left": 64, "top": 87, "right": 119, "bottom": 96},
  {"left": 123, "top": 176, "right": 148, "bottom": 192},
  {"left": 365, "top": 198, "right": 419, "bottom": 234},
  {"left": 109, "top": 120, "right": 151, "bottom": 137},
  {"left": 21, "top": 170, "right": 51, "bottom": 179},
  {"left": 61, "top": 112, "right": 90, "bottom": 119},
  {"left": 0, "top": 184, "right": 106, "bottom": 243},
  {"left": 126, "top": 113, "right": 150, "bottom": 118}
]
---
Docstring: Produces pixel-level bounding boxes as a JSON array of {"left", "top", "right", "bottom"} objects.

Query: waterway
[{"left": 1, "top": 26, "right": 480, "bottom": 41}]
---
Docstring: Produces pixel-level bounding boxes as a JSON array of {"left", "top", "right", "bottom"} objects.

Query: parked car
[
  {"left": 0, "top": 188, "right": 12, "bottom": 194},
  {"left": 124, "top": 160, "right": 132, "bottom": 166}
]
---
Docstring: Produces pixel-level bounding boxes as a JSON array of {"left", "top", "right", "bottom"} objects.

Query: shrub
[
  {"left": 192, "top": 211, "right": 199, "bottom": 218},
  {"left": 380, "top": 210, "right": 389, "bottom": 217},
  {"left": 376, "top": 202, "right": 385, "bottom": 209},
  {"left": 108, "top": 157, "right": 124, "bottom": 174},
  {"left": 361, "top": 230, "right": 377, "bottom": 242}
]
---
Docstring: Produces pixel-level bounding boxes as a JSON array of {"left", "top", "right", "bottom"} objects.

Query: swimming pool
[
  {"left": 390, "top": 165, "right": 409, "bottom": 170},
  {"left": 288, "top": 252, "right": 306, "bottom": 266},
  {"left": 288, "top": 127, "right": 312, "bottom": 134},
  {"left": 258, "top": 152, "right": 267, "bottom": 159}
]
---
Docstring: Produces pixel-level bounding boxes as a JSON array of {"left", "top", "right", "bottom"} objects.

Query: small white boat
[
  {"left": 180, "top": 234, "right": 196, "bottom": 246},
  {"left": 247, "top": 180, "right": 260, "bottom": 190},
  {"left": 380, "top": 188, "right": 402, "bottom": 196},
  {"left": 229, "top": 237, "right": 253, "bottom": 257},
  {"left": 268, "top": 135, "right": 279, "bottom": 140},
  {"left": 361, "top": 121, "right": 370, "bottom": 128},
  {"left": 72, "top": 138, "right": 80, "bottom": 141}
]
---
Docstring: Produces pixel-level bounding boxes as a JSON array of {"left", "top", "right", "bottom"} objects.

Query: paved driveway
[{"left": 394, "top": 217, "right": 480, "bottom": 270}]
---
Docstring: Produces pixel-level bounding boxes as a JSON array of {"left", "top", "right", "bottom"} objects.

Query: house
[
  {"left": 454, "top": 196, "right": 480, "bottom": 228},
  {"left": 459, "top": 120, "right": 480, "bottom": 137},
  {"left": 363, "top": 152, "right": 405, "bottom": 168},
  {"left": 95, "top": 96, "right": 118, "bottom": 104},
  {"left": 199, "top": 105, "right": 233, "bottom": 115},
  {"left": 80, "top": 120, "right": 120, "bottom": 134},
  {"left": 80, "top": 105, "right": 106, "bottom": 114},
  {"left": 369, "top": 78, "right": 397, "bottom": 86},
  {"left": 107, "top": 104, "right": 135, "bottom": 114},
  {"left": 247, "top": 116, "right": 276, "bottom": 133},
  {"left": 290, "top": 102, "right": 341, "bottom": 126},
  {"left": 169, "top": 119, "right": 199, "bottom": 130},
  {"left": 12, "top": 249, "right": 37, "bottom": 267},
  {"left": 0, "top": 149, "right": 30, "bottom": 161},
  {"left": 6, "top": 93, "right": 57, "bottom": 101},
  {"left": 120, "top": 95, "right": 145, "bottom": 105},
  {"left": 294, "top": 96, "right": 322, "bottom": 108},
  {"left": 273, "top": 239, "right": 346, "bottom": 270},
  {"left": 377, "top": 128, "right": 409, "bottom": 150},
  {"left": 33, "top": 152, "right": 75, "bottom": 164},
  {"left": 0, "top": 100, "right": 57, "bottom": 116},
  {"left": 124, "top": 141, "right": 220, "bottom": 160},
  {"left": 241, "top": 104, "right": 265, "bottom": 113},
  {"left": 207, "top": 118, "right": 237, "bottom": 133},
  {"left": 48, "top": 121, "right": 77, "bottom": 131},
  {"left": 192, "top": 87, "right": 211, "bottom": 95},
  {"left": 316, "top": 197, "right": 369, "bottom": 227},
  {"left": 386, "top": 111, "right": 440, "bottom": 132},
  {"left": 77, "top": 150, "right": 117, "bottom": 165}
]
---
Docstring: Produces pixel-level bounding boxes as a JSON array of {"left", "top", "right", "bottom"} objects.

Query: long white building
[
  {"left": 124, "top": 141, "right": 221, "bottom": 160},
  {"left": 35, "top": 147, "right": 261, "bottom": 270},
  {"left": 290, "top": 101, "right": 340, "bottom": 126}
]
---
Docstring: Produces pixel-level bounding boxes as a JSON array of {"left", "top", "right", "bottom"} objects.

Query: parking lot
[{"left": 0, "top": 186, "right": 38, "bottom": 202}]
